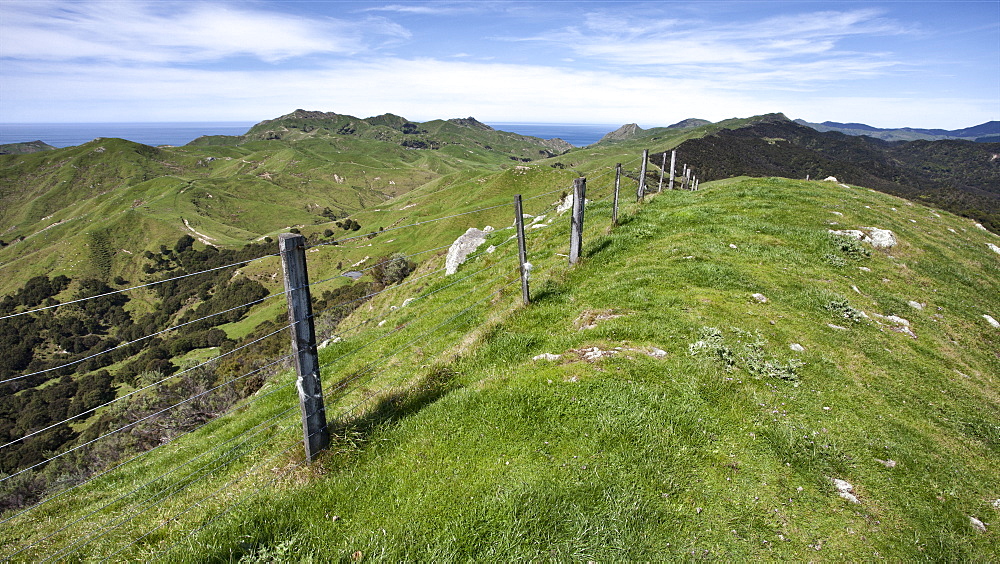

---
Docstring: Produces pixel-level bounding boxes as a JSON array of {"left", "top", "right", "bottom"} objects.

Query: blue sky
[{"left": 1, "top": 0, "right": 997, "bottom": 128}]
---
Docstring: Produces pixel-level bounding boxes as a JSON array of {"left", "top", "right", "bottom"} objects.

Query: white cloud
[
  {"left": 0, "top": 0, "right": 410, "bottom": 64},
  {"left": 521, "top": 8, "right": 909, "bottom": 83}
]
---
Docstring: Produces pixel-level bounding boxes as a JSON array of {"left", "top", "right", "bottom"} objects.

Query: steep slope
[{"left": 5, "top": 173, "right": 997, "bottom": 561}]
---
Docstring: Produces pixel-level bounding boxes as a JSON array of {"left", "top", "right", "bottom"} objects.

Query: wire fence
[{"left": 0, "top": 147, "right": 693, "bottom": 561}]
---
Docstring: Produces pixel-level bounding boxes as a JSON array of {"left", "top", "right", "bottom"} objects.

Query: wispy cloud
[
  {"left": 0, "top": 0, "right": 410, "bottom": 64},
  {"left": 520, "top": 8, "right": 910, "bottom": 84}
]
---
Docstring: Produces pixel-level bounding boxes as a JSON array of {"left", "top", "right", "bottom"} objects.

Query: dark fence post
[
  {"left": 279, "top": 233, "right": 329, "bottom": 462},
  {"left": 668, "top": 149, "right": 676, "bottom": 190},
  {"left": 514, "top": 195, "right": 530, "bottom": 305},
  {"left": 569, "top": 177, "right": 586, "bottom": 265},
  {"left": 637, "top": 149, "right": 648, "bottom": 202},
  {"left": 612, "top": 163, "right": 621, "bottom": 226}
]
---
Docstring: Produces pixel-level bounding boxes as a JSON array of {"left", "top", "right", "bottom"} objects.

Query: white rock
[
  {"left": 984, "top": 315, "right": 1000, "bottom": 328},
  {"left": 832, "top": 479, "right": 860, "bottom": 503},
  {"left": 975, "top": 223, "right": 987, "bottom": 231},
  {"left": 864, "top": 227, "right": 897, "bottom": 248},
  {"left": 752, "top": 293, "right": 768, "bottom": 303},
  {"left": 790, "top": 343, "right": 805, "bottom": 352},
  {"left": 532, "top": 353, "right": 561, "bottom": 362},
  {"left": 647, "top": 347, "right": 667, "bottom": 358},
  {"left": 729, "top": 243, "right": 738, "bottom": 249},
  {"left": 970, "top": 516, "right": 987, "bottom": 532},
  {"left": 839, "top": 492, "right": 860, "bottom": 504},
  {"left": 859, "top": 266, "right": 871, "bottom": 272},
  {"left": 823, "top": 176, "right": 839, "bottom": 182},
  {"left": 907, "top": 301, "right": 924, "bottom": 310},
  {"left": 445, "top": 228, "right": 488, "bottom": 275},
  {"left": 486, "top": 245, "right": 497, "bottom": 254},
  {"left": 377, "top": 320, "right": 386, "bottom": 327},
  {"left": 875, "top": 458, "right": 897, "bottom": 468},
  {"left": 483, "top": 225, "right": 494, "bottom": 233},
  {"left": 829, "top": 229, "right": 867, "bottom": 241},
  {"left": 830, "top": 211, "right": 844, "bottom": 216},
  {"left": 988, "top": 243, "right": 1000, "bottom": 255},
  {"left": 402, "top": 297, "right": 416, "bottom": 307},
  {"left": 828, "top": 324, "right": 848, "bottom": 330},
  {"left": 992, "top": 499, "right": 1000, "bottom": 509},
  {"left": 852, "top": 285, "right": 861, "bottom": 294}
]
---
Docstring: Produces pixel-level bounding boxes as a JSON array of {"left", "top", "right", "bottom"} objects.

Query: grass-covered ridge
[{"left": 4, "top": 174, "right": 997, "bottom": 560}]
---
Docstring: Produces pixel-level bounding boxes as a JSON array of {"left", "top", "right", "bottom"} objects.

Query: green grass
[{"left": 3, "top": 174, "right": 997, "bottom": 561}]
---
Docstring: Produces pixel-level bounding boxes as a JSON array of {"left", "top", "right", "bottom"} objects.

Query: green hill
[
  {"left": 3, "top": 166, "right": 997, "bottom": 560},
  {"left": 0, "top": 111, "right": 574, "bottom": 296}
]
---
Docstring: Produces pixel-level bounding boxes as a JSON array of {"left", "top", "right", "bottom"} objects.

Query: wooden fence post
[
  {"left": 637, "top": 149, "right": 648, "bottom": 202},
  {"left": 612, "top": 163, "right": 621, "bottom": 226},
  {"left": 658, "top": 151, "right": 667, "bottom": 192},
  {"left": 685, "top": 168, "right": 692, "bottom": 190},
  {"left": 514, "top": 195, "right": 529, "bottom": 305},
  {"left": 668, "top": 150, "right": 676, "bottom": 190},
  {"left": 569, "top": 177, "right": 586, "bottom": 265},
  {"left": 279, "top": 233, "right": 329, "bottom": 462}
]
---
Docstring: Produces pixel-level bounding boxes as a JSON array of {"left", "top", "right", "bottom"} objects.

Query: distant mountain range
[{"left": 794, "top": 119, "right": 1000, "bottom": 143}]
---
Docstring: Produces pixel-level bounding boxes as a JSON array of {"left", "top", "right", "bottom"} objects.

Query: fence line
[
  {"left": 3, "top": 145, "right": 686, "bottom": 561},
  {"left": 8, "top": 400, "right": 298, "bottom": 560},
  {"left": 0, "top": 378, "right": 297, "bottom": 528}
]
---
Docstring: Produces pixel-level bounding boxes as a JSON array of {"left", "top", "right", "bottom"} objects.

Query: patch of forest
[{"left": 0, "top": 229, "right": 410, "bottom": 511}]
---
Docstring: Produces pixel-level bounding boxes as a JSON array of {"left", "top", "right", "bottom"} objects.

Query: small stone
[
  {"left": 647, "top": 347, "right": 667, "bottom": 358},
  {"left": 852, "top": 285, "right": 861, "bottom": 294},
  {"left": 532, "top": 353, "right": 562, "bottom": 362},
  {"left": 988, "top": 243, "right": 1000, "bottom": 255},
  {"left": 828, "top": 324, "right": 848, "bottom": 330},
  {"left": 830, "top": 211, "right": 844, "bottom": 216},
  {"left": 729, "top": 243, "right": 738, "bottom": 249},
  {"left": 907, "top": 301, "right": 924, "bottom": 310},
  {"left": 859, "top": 266, "right": 871, "bottom": 272},
  {"left": 402, "top": 297, "right": 416, "bottom": 307},
  {"left": 970, "top": 516, "right": 987, "bottom": 532},
  {"left": 975, "top": 223, "right": 987, "bottom": 231},
  {"left": 983, "top": 315, "right": 1000, "bottom": 329},
  {"left": 790, "top": 343, "right": 805, "bottom": 352},
  {"left": 377, "top": 320, "right": 386, "bottom": 327},
  {"left": 486, "top": 245, "right": 497, "bottom": 254},
  {"left": 875, "top": 458, "right": 897, "bottom": 468},
  {"left": 823, "top": 406, "right": 831, "bottom": 411},
  {"left": 752, "top": 293, "right": 768, "bottom": 303},
  {"left": 696, "top": 507, "right": 703, "bottom": 514},
  {"left": 991, "top": 499, "right": 1000, "bottom": 509},
  {"left": 823, "top": 176, "right": 838, "bottom": 182}
]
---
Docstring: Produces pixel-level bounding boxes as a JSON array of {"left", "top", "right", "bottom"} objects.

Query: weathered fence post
[
  {"left": 569, "top": 177, "right": 586, "bottom": 265},
  {"left": 685, "top": 168, "right": 692, "bottom": 190},
  {"left": 637, "top": 149, "right": 648, "bottom": 202},
  {"left": 279, "top": 233, "right": 329, "bottom": 462},
  {"left": 514, "top": 195, "right": 529, "bottom": 305},
  {"left": 612, "top": 163, "right": 621, "bottom": 226},
  {"left": 668, "top": 150, "right": 676, "bottom": 190},
  {"left": 658, "top": 151, "right": 667, "bottom": 192}
]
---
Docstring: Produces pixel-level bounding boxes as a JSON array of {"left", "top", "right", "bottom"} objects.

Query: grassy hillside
[
  {"left": 0, "top": 112, "right": 575, "bottom": 296},
  {"left": 4, "top": 171, "right": 997, "bottom": 560}
]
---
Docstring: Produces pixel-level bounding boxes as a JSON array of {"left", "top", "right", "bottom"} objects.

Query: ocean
[{"left": 0, "top": 121, "right": 619, "bottom": 149}]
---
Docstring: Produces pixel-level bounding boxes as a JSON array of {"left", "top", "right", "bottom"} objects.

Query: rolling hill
[{"left": 1, "top": 111, "right": 998, "bottom": 560}]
